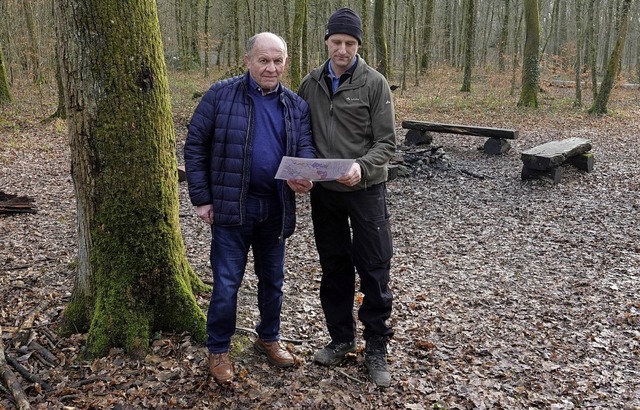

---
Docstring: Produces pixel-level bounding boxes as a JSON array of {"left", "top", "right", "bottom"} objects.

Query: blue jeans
[{"left": 206, "top": 196, "right": 285, "bottom": 353}]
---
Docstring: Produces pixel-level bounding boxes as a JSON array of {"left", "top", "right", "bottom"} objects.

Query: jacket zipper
[{"left": 278, "top": 94, "right": 290, "bottom": 243}]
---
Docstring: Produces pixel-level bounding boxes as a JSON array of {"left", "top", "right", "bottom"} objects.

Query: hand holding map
[{"left": 275, "top": 157, "right": 355, "bottom": 181}]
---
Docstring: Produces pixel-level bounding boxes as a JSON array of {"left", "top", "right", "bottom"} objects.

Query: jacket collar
[
  {"left": 314, "top": 54, "right": 367, "bottom": 87},
  {"left": 242, "top": 71, "right": 283, "bottom": 96}
]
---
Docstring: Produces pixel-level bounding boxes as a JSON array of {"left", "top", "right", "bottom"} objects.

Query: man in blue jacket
[{"left": 184, "top": 32, "right": 315, "bottom": 385}]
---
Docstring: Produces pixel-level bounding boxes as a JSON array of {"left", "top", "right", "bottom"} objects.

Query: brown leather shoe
[
  {"left": 254, "top": 338, "right": 294, "bottom": 368},
  {"left": 208, "top": 352, "right": 234, "bottom": 385}
]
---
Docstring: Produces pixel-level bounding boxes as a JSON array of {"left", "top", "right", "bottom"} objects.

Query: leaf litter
[{"left": 1, "top": 75, "right": 639, "bottom": 409}]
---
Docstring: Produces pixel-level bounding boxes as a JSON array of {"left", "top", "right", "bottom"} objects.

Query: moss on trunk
[
  {"left": 518, "top": 0, "right": 540, "bottom": 108},
  {"left": 0, "top": 47, "right": 11, "bottom": 104},
  {"left": 56, "top": 0, "right": 206, "bottom": 357}
]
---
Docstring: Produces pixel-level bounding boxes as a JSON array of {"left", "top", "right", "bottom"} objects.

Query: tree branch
[{"left": 0, "top": 326, "right": 31, "bottom": 410}]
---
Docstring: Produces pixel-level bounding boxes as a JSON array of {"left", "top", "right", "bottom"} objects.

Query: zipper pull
[{"left": 330, "top": 101, "right": 333, "bottom": 116}]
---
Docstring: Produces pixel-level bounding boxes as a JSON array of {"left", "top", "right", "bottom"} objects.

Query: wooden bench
[
  {"left": 401, "top": 120, "right": 519, "bottom": 155},
  {"left": 520, "top": 137, "right": 594, "bottom": 184}
]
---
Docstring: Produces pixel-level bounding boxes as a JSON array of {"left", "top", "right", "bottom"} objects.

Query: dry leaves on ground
[{"left": 1, "top": 74, "right": 639, "bottom": 409}]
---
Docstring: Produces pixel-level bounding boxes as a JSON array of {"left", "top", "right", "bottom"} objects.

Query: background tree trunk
[
  {"left": 589, "top": 0, "right": 633, "bottom": 115},
  {"left": 518, "top": 0, "right": 540, "bottom": 108},
  {"left": 54, "top": 0, "right": 207, "bottom": 358},
  {"left": 0, "top": 46, "right": 11, "bottom": 104},
  {"left": 460, "top": 0, "right": 475, "bottom": 92},
  {"left": 203, "top": 0, "right": 211, "bottom": 77},
  {"left": 510, "top": 3, "right": 523, "bottom": 95},
  {"left": 587, "top": 0, "right": 599, "bottom": 100},
  {"left": 373, "top": 0, "right": 389, "bottom": 78},
  {"left": 49, "top": 45, "right": 66, "bottom": 119},
  {"left": 498, "top": 0, "right": 510, "bottom": 72},
  {"left": 22, "top": 0, "right": 44, "bottom": 84},
  {"left": 420, "top": 0, "right": 435, "bottom": 73},
  {"left": 573, "top": 0, "right": 583, "bottom": 107},
  {"left": 359, "top": 0, "right": 369, "bottom": 62},
  {"left": 289, "top": 0, "right": 306, "bottom": 90}
]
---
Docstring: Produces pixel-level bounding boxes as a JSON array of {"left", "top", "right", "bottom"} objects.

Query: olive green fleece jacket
[{"left": 298, "top": 56, "right": 396, "bottom": 192}]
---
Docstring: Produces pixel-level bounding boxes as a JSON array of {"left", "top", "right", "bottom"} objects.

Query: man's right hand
[{"left": 195, "top": 204, "right": 214, "bottom": 225}]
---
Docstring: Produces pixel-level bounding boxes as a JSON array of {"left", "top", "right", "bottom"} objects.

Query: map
[{"left": 275, "top": 157, "right": 355, "bottom": 181}]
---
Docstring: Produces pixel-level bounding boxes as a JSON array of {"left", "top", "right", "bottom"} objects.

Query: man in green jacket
[{"left": 298, "top": 7, "right": 396, "bottom": 388}]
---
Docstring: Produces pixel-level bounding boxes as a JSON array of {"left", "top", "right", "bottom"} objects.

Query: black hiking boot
[
  {"left": 364, "top": 336, "right": 391, "bottom": 388},
  {"left": 313, "top": 340, "right": 357, "bottom": 366}
]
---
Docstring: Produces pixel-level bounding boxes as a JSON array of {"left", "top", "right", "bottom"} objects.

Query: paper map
[{"left": 275, "top": 157, "right": 354, "bottom": 181}]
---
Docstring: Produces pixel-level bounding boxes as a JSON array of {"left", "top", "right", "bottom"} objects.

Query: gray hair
[{"left": 246, "top": 32, "right": 288, "bottom": 57}]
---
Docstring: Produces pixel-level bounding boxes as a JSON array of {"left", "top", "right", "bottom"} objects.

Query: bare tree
[
  {"left": 360, "top": 0, "right": 369, "bottom": 61},
  {"left": 373, "top": 0, "right": 389, "bottom": 77},
  {"left": 55, "top": 0, "right": 207, "bottom": 357},
  {"left": 461, "top": 0, "right": 475, "bottom": 92},
  {"left": 589, "top": 0, "right": 634, "bottom": 115},
  {"left": 203, "top": 0, "right": 211, "bottom": 77},
  {"left": 420, "top": 0, "right": 435, "bottom": 73},
  {"left": 0, "top": 46, "right": 11, "bottom": 104},
  {"left": 573, "top": 0, "right": 584, "bottom": 107},
  {"left": 290, "top": 0, "right": 306, "bottom": 90},
  {"left": 518, "top": 0, "right": 540, "bottom": 108},
  {"left": 587, "top": 0, "right": 599, "bottom": 100},
  {"left": 22, "top": 0, "right": 45, "bottom": 84},
  {"left": 498, "top": 0, "right": 510, "bottom": 72}
]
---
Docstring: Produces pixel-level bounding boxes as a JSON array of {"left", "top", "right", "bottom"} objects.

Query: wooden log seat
[
  {"left": 520, "top": 137, "right": 594, "bottom": 184},
  {"left": 401, "top": 120, "right": 519, "bottom": 155}
]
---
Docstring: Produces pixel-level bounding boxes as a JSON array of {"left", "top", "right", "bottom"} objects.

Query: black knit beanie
[{"left": 324, "top": 7, "right": 362, "bottom": 45}]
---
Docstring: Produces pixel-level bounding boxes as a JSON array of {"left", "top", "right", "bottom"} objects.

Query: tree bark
[
  {"left": 587, "top": 0, "right": 598, "bottom": 100},
  {"left": 289, "top": 0, "right": 306, "bottom": 90},
  {"left": 573, "top": 0, "right": 583, "bottom": 107},
  {"left": 497, "top": 0, "right": 510, "bottom": 72},
  {"left": 54, "top": 0, "right": 207, "bottom": 358},
  {"left": 373, "top": 0, "right": 389, "bottom": 78},
  {"left": 0, "top": 46, "right": 11, "bottom": 104},
  {"left": 420, "top": 0, "right": 435, "bottom": 73},
  {"left": 22, "top": 0, "right": 44, "bottom": 84},
  {"left": 460, "top": 0, "right": 475, "bottom": 92},
  {"left": 518, "top": 0, "right": 540, "bottom": 108},
  {"left": 359, "top": 0, "right": 369, "bottom": 61},
  {"left": 589, "top": 0, "right": 633, "bottom": 115},
  {"left": 510, "top": 4, "right": 523, "bottom": 95},
  {"left": 203, "top": 0, "right": 210, "bottom": 77},
  {"left": 233, "top": 0, "right": 241, "bottom": 67}
]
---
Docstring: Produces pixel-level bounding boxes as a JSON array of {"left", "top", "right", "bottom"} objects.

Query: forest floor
[{"left": 1, "top": 68, "right": 640, "bottom": 409}]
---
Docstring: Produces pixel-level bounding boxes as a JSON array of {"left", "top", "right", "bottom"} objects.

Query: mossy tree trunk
[
  {"left": 517, "top": 0, "right": 540, "bottom": 108},
  {"left": 0, "top": 46, "right": 11, "bottom": 104},
  {"left": 54, "top": 0, "right": 207, "bottom": 358},
  {"left": 359, "top": 0, "right": 369, "bottom": 61},
  {"left": 373, "top": 0, "right": 389, "bottom": 78},
  {"left": 589, "top": 0, "right": 633, "bottom": 115}
]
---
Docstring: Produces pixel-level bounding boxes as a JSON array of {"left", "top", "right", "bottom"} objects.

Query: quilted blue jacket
[{"left": 184, "top": 72, "right": 315, "bottom": 239}]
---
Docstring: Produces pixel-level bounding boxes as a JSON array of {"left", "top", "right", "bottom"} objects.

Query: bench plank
[
  {"left": 521, "top": 137, "right": 592, "bottom": 171},
  {"left": 402, "top": 120, "right": 518, "bottom": 140}
]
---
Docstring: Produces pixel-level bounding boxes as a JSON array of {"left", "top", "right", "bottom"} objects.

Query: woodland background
[
  {"left": 2, "top": 0, "right": 640, "bottom": 95},
  {"left": 1, "top": 0, "right": 640, "bottom": 409}
]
